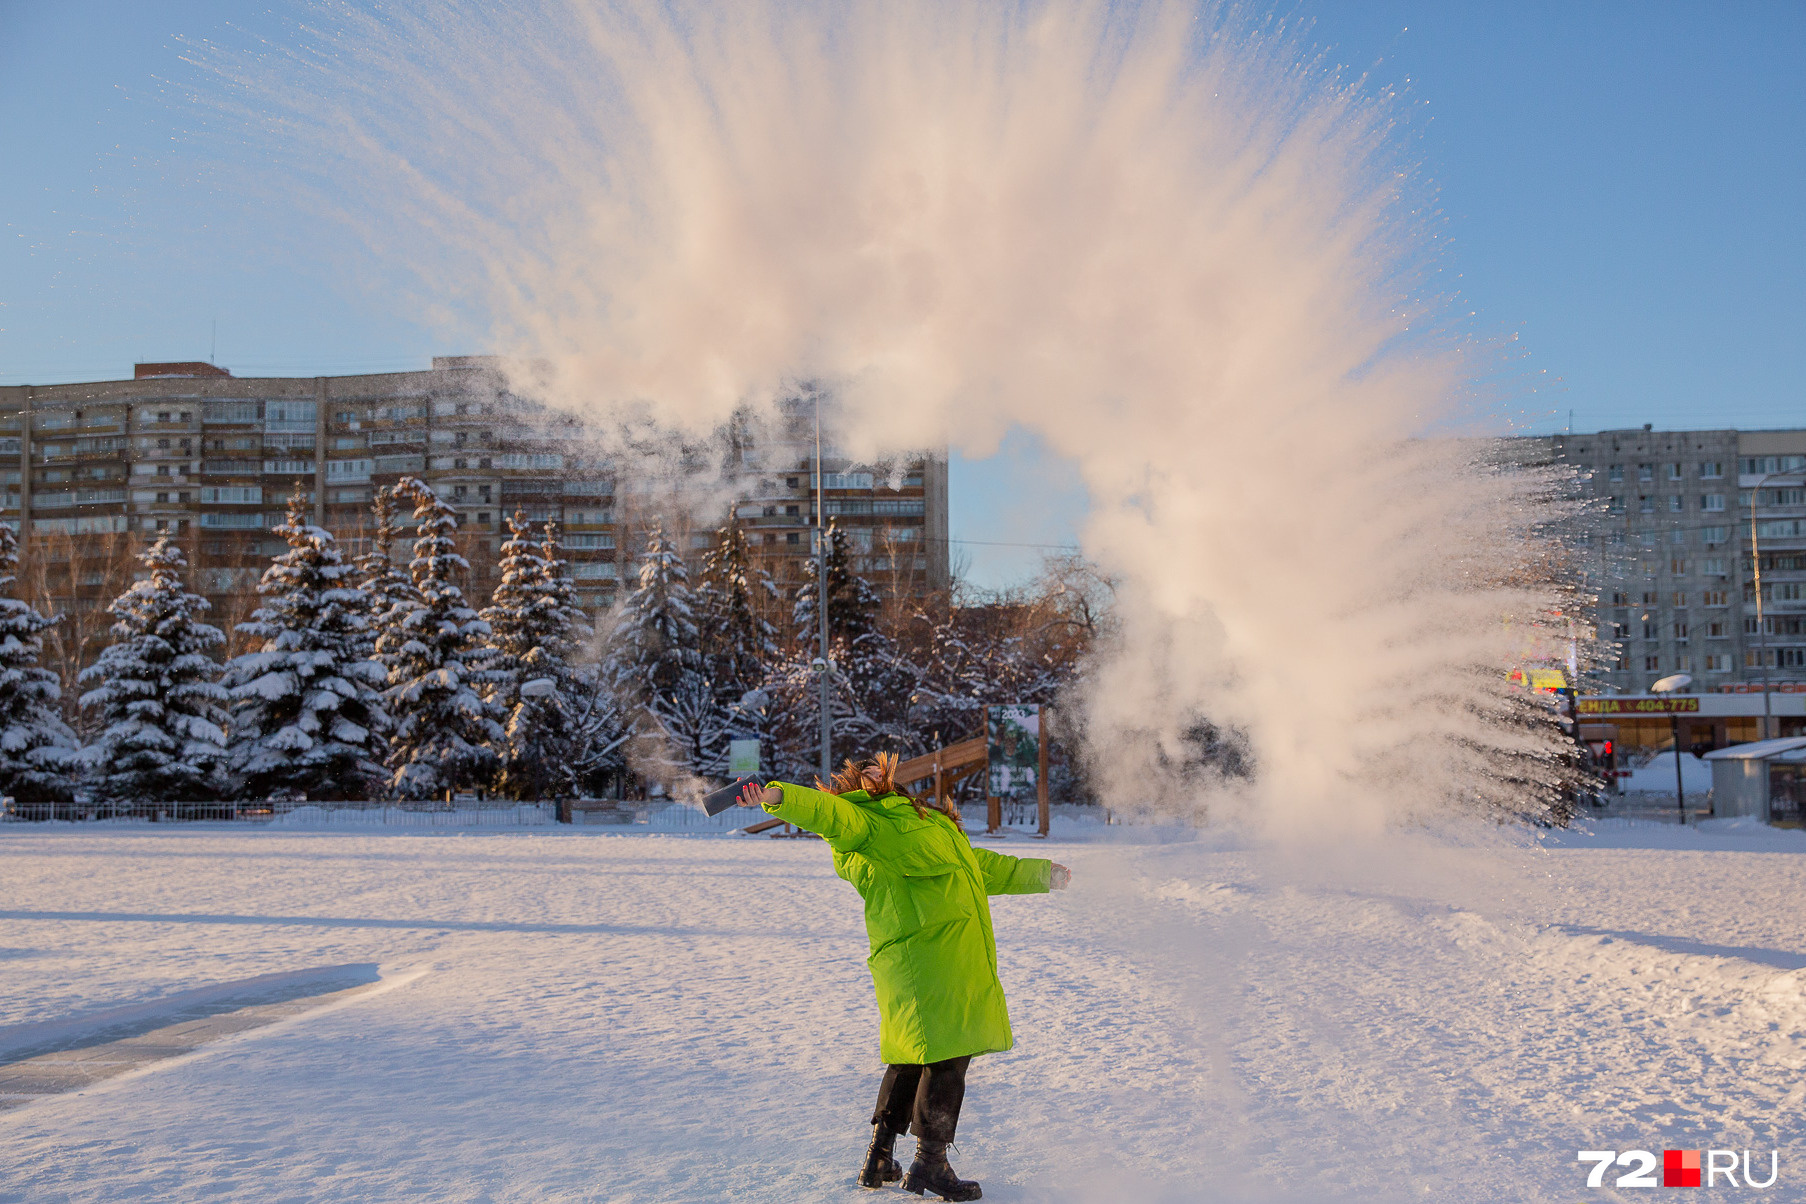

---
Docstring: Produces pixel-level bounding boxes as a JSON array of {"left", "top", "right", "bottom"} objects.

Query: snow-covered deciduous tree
[
  {"left": 0, "top": 524, "right": 79, "bottom": 801},
  {"left": 376, "top": 477, "right": 501, "bottom": 798},
  {"left": 221, "top": 493, "right": 389, "bottom": 800},
  {"left": 78, "top": 537, "right": 229, "bottom": 801},
  {"left": 480, "top": 513, "right": 590, "bottom": 798}
]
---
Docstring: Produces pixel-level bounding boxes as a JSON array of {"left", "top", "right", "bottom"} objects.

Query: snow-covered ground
[{"left": 3, "top": 816, "right": 1804, "bottom": 1202}]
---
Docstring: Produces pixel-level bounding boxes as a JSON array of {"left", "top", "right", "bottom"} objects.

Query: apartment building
[
  {"left": 1534, "top": 425, "right": 1806, "bottom": 697},
  {"left": 0, "top": 358, "right": 949, "bottom": 657}
]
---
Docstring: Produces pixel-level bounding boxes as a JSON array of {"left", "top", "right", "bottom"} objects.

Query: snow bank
[{"left": 1619, "top": 748, "right": 1715, "bottom": 794}]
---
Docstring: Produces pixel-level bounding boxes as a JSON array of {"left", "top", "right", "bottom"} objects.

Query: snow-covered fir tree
[
  {"left": 610, "top": 524, "right": 701, "bottom": 699},
  {"left": 78, "top": 537, "right": 229, "bottom": 801},
  {"left": 356, "top": 485, "right": 417, "bottom": 659},
  {"left": 791, "top": 519, "right": 881, "bottom": 654},
  {"left": 480, "top": 513, "right": 590, "bottom": 798},
  {"left": 220, "top": 493, "right": 389, "bottom": 800},
  {"left": 770, "top": 519, "right": 916, "bottom": 769},
  {"left": 376, "top": 477, "right": 501, "bottom": 798},
  {"left": 696, "top": 516, "right": 778, "bottom": 701},
  {"left": 607, "top": 524, "right": 712, "bottom": 780},
  {"left": 0, "top": 524, "right": 79, "bottom": 801}
]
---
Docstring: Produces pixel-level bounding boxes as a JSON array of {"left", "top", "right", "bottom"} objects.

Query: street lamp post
[
  {"left": 814, "top": 394, "right": 831, "bottom": 785},
  {"left": 1651, "top": 672, "right": 1693, "bottom": 821}
]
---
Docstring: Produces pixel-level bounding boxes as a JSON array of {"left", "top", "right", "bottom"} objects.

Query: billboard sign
[
  {"left": 987, "top": 705, "right": 1040, "bottom": 798},
  {"left": 728, "top": 739, "right": 762, "bottom": 776}
]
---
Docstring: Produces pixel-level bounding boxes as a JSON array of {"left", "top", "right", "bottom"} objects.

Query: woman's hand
[
  {"left": 738, "top": 782, "right": 782, "bottom": 809},
  {"left": 1049, "top": 862, "right": 1072, "bottom": 890}
]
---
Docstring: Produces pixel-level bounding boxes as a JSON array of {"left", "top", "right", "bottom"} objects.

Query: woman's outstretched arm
[
  {"left": 970, "top": 846, "right": 1072, "bottom": 894},
  {"left": 737, "top": 780, "right": 874, "bottom": 853}
]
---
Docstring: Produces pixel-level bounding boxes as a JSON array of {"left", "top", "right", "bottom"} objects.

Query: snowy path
[{"left": 1, "top": 822, "right": 1804, "bottom": 1202}]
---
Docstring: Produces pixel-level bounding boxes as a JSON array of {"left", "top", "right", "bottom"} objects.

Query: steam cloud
[{"left": 205, "top": 0, "right": 1576, "bottom": 833}]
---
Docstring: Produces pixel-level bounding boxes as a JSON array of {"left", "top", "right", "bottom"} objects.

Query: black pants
[{"left": 871, "top": 1056, "right": 971, "bottom": 1143}]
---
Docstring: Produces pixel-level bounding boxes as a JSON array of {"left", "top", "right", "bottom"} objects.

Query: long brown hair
[{"left": 819, "top": 750, "right": 960, "bottom": 822}]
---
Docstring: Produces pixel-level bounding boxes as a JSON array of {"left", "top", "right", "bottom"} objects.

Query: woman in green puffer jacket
[{"left": 737, "top": 751, "right": 1071, "bottom": 1201}]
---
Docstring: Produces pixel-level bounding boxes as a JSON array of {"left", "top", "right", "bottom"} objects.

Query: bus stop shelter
[{"left": 1701, "top": 737, "right": 1806, "bottom": 823}]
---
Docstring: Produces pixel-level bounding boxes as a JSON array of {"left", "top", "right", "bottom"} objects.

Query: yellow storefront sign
[{"left": 1577, "top": 697, "right": 1700, "bottom": 715}]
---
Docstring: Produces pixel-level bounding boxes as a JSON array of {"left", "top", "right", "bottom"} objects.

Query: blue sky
[{"left": 3, "top": 2, "right": 1802, "bottom": 588}]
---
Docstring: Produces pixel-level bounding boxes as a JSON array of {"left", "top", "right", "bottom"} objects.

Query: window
[
  {"left": 1638, "top": 464, "right": 1654, "bottom": 482},
  {"left": 1670, "top": 558, "right": 1689, "bottom": 576},
  {"left": 1705, "top": 654, "right": 1732, "bottom": 673},
  {"left": 1700, "top": 557, "right": 1727, "bottom": 576},
  {"left": 1673, "top": 621, "right": 1689, "bottom": 641},
  {"left": 1639, "top": 496, "right": 1654, "bottom": 513},
  {"left": 1642, "top": 592, "right": 1659, "bottom": 606},
  {"left": 1608, "top": 464, "right": 1624, "bottom": 482},
  {"left": 786, "top": 533, "right": 799, "bottom": 544},
  {"left": 453, "top": 485, "right": 468, "bottom": 499},
  {"left": 1643, "top": 621, "right": 1660, "bottom": 639},
  {"left": 1611, "top": 591, "right": 1629, "bottom": 605},
  {"left": 1703, "top": 494, "right": 1725, "bottom": 512},
  {"left": 179, "top": 411, "right": 191, "bottom": 423},
  {"left": 1670, "top": 528, "right": 1687, "bottom": 544},
  {"left": 1672, "top": 591, "right": 1687, "bottom": 606},
  {"left": 156, "top": 438, "right": 170, "bottom": 450},
  {"left": 156, "top": 412, "right": 171, "bottom": 423},
  {"left": 1608, "top": 496, "right": 1625, "bottom": 513},
  {"left": 1645, "top": 655, "right": 1661, "bottom": 672},
  {"left": 1771, "top": 488, "right": 1806, "bottom": 505},
  {"left": 200, "top": 486, "right": 262, "bottom": 505},
  {"left": 478, "top": 511, "right": 490, "bottom": 524},
  {"left": 1701, "top": 461, "right": 1724, "bottom": 479},
  {"left": 1677, "top": 655, "right": 1693, "bottom": 672},
  {"left": 785, "top": 505, "right": 800, "bottom": 516},
  {"left": 1701, "top": 526, "right": 1728, "bottom": 544},
  {"left": 326, "top": 459, "right": 372, "bottom": 481},
  {"left": 1668, "top": 463, "right": 1683, "bottom": 481},
  {"left": 1777, "top": 583, "right": 1806, "bottom": 602},
  {"left": 1743, "top": 456, "right": 1806, "bottom": 475},
  {"left": 1707, "top": 621, "right": 1727, "bottom": 638},
  {"left": 1669, "top": 496, "right": 1683, "bottom": 513},
  {"left": 155, "top": 492, "right": 169, "bottom": 504},
  {"left": 1703, "top": 590, "right": 1728, "bottom": 607}
]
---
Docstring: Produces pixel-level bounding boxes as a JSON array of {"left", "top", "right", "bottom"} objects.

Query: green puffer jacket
[{"left": 763, "top": 782, "right": 1052, "bottom": 1064}]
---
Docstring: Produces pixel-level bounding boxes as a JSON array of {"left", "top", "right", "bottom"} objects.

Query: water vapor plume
[{"left": 200, "top": 0, "right": 1585, "bottom": 834}]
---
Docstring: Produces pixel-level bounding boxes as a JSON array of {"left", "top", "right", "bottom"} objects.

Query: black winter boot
[
  {"left": 901, "top": 1139, "right": 981, "bottom": 1201},
  {"left": 859, "top": 1126, "right": 903, "bottom": 1188}
]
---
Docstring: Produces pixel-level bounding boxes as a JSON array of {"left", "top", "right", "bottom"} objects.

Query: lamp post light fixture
[{"left": 1651, "top": 671, "right": 1693, "bottom": 821}]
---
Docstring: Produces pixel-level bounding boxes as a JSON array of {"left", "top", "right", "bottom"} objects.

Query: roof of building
[{"left": 1701, "top": 737, "right": 1806, "bottom": 761}]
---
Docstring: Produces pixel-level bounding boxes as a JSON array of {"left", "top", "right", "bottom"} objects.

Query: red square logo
[{"left": 1664, "top": 1149, "right": 1701, "bottom": 1187}]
